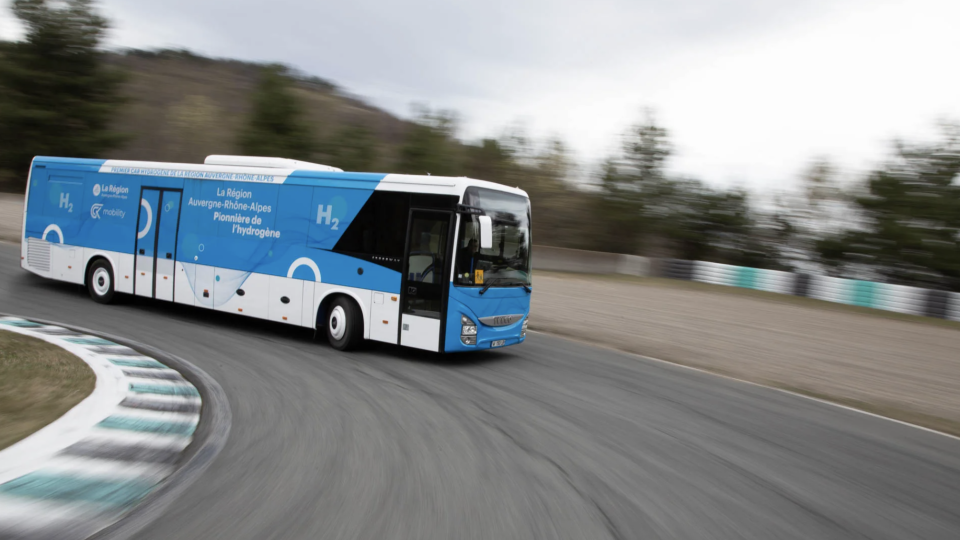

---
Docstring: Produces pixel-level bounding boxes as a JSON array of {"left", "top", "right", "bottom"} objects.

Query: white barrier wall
[
  {"left": 949, "top": 292, "right": 960, "bottom": 322},
  {"left": 755, "top": 269, "right": 795, "bottom": 295},
  {"left": 661, "top": 258, "right": 957, "bottom": 321},
  {"left": 693, "top": 261, "right": 735, "bottom": 286},
  {"left": 874, "top": 283, "right": 927, "bottom": 317},
  {"left": 807, "top": 274, "right": 850, "bottom": 304}
]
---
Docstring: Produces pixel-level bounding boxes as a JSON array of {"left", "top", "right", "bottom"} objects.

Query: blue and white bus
[{"left": 19, "top": 155, "right": 532, "bottom": 353}]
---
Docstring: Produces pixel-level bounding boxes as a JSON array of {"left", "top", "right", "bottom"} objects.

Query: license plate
[{"left": 491, "top": 340, "right": 506, "bottom": 348}]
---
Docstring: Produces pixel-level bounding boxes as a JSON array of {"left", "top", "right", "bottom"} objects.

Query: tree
[
  {"left": 594, "top": 111, "right": 675, "bottom": 254},
  {"left": 591, "top": 111, "right": 782, "bottom": 265},
  {"left": 238, "top": 65, "right": 316, "bottom": 160},
  {"left": 768, "top": 158, "right": 851, "bottom": 272},
  {"left": 321, "top": 125, "right": 377, "bottom": 171},
  {"left": 817, "top": 125, "right": 960, "bottom": 289},
  {"left": 0, "top": 0, "right": 127, "bottom": 182},
  {"left": 397, "top": 105, "right": 461, "bottom": 177},
  {"left": 463, "top": 138, "right": 512, "bottom": 185}
]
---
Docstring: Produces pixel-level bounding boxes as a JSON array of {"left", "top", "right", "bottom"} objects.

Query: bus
[{"left": 19, "top": 155, "right": 532, "bottom": 353}]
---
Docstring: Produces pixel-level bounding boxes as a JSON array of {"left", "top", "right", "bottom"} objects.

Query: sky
[{"left": 2, "top": 0, "right": 959, "bottom": 194}]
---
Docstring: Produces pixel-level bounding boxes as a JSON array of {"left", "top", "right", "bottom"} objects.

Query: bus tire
[
  {"left": 326, "top": 296, "right": 362, "bottom": 351},
  {"left": 87, "top": 259, "right": 116, "bottom": 304}
]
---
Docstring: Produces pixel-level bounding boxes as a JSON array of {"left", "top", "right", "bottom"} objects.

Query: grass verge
[{"left": 0, "top": 331, "right": 95, "bottom": 451}]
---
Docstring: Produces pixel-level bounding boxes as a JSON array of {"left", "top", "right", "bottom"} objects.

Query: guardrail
[{"left": 531, "top": 245, "right": 960, "bottom": 322}]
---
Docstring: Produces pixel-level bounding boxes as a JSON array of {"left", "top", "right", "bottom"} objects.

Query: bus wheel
[
  {"left": 87, "top": 259, "right": 116, "bottom": 304},
  {"left": 326, "top": 296, "right": 362, "bottom": 351}
]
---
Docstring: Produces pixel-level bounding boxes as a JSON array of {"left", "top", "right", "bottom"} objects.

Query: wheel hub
[
  {"left": 92, "top": 267, "right": 111, "bottom": 296},
  {"left": 329, "top": 306, "right": 346, "bottom": 340}
]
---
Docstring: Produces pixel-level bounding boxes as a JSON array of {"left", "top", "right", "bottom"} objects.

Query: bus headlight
[
  {"left": 522, "top": 318, "right": 529, "bottom": 337},
  {"left": 461, "top": 315, "right": 477, "bottom": 344}
]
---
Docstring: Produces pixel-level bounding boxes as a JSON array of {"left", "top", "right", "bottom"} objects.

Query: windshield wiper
[{"left": 479, "top": 278, "right": 532, "bottom": 295}]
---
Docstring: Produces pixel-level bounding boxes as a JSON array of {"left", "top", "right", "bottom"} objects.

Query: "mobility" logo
[{"left": 90, "top": 204, "right": 125, "bottom": 220}]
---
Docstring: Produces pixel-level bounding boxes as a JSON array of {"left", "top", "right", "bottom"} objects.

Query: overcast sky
[{"left": 2, "top": 0, "right": 958, "bottom": 193}]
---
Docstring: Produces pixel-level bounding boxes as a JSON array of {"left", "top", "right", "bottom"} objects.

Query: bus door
[
  {"left": 134, "top": 188, "right": 183, "bottom": 300},
  {"left": 400, "top": 209, "right": 452, "bottom": 352}
]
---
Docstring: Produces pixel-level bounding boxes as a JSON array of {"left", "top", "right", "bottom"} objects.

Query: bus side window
[
  {"left": 44, "top": 176, "right": 84, "bottom": 220},
  {"left": 26, "top": 170, "right": 46, "bottom": 217},
  {"left": 35, "top": 175, "right": 84, "bottom": 242},
  {"left": 332, "top": 191, "right": 409, "bottom": 270}
]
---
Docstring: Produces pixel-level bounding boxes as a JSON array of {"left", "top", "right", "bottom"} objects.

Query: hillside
[
  {"left": 104, "top": 49, "right": 413, "bottom": 170},
  {"left": 4, "top": 49, "right": 591, "bottom": 249}
]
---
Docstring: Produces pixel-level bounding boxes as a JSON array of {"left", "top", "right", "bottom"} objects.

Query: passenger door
[
  {"left": 154, "top": 191, "right": 182, "bottom": 301},
  {"left": 399, "top": 210, "right": 452, "bottom": 352},
  {"left": 134, "top": 188, "right": 183, "bottom": 300}
]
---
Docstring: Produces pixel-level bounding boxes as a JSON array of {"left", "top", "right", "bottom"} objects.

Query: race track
[{"left": 2, "top": 243, "right": 959, "bottom": 540}]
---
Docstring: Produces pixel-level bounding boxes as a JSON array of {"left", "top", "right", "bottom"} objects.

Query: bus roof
[{"left": 32, "top": 156, "right": 529, "bottom": 199}]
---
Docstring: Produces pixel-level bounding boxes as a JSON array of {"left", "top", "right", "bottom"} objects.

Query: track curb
[{"left": 0, "top": 313, "right": 232, "bottom": 540}]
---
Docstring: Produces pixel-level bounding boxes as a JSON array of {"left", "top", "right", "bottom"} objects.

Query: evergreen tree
[
  {"left": 595, "top": 112, "right": 675, "bottom": 254},
  {"left": 397, "top": 106, "right": 461, "bottom": 177},
  {"left": 238, "top": 65, "right": 316, "bottom": 160},
  {"left": 463, "top": 138, "right": 512, "bottom": 185},
  {"left": 322, "top": 125, "right": 376, "bottom": 171},
  {"left": 817, "top": 125, "right": 960, "bottom": 289},
  {"left": 0, "top": 0, "right": 127, "bottom": 182},
  {"left": 593, "top": 111, "right": 774, "bottom": 264}
]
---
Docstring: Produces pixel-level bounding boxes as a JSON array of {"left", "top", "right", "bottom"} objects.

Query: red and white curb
[{"left": 0, "top": 316, "right": 202, "bottom": 539}]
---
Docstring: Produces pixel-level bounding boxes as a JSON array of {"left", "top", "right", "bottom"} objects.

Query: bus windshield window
[{"left": 454, "top": 187, "right": 531, "bottom": 287}]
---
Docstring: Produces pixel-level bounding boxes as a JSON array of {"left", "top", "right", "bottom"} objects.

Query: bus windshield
[{"left": 454, "top": 187, "right": 531, "bottom": 287}]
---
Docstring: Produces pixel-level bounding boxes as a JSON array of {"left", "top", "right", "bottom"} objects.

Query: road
[
  {"left": 2, "top": 242, "right": 959, "bottom": 539},
  {"left": 531, "top": 272, "right": 960, "bottom": 430}
]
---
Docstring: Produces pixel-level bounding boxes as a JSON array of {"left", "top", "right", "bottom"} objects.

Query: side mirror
[{"left": 478, "top": 215, "right": 493, "bottom": 249}]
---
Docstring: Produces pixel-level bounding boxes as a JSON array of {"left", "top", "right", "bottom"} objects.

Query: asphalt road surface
[{"left": 2, "top": 243, "right": 959, "bottom": 540}]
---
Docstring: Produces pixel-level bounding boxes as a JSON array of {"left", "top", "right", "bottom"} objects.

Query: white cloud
[
  {"left": 1, "top": 0, "right": 958, "bottom": 192},
  {"left": 0, "top": 7, "right": 23, "bottom": 41}
]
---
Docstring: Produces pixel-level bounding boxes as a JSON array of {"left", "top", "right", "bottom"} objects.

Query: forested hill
[
  {"left": 103, "top": 49, "right": 412, "bottom": 169},
  {"left": 95, "top": 49, "right": 597, "bottom": 251}
]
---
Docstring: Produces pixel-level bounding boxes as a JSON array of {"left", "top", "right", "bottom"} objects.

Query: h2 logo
[
  {"left": 59, "top": 192, "right": 73, "bottom": 213},
  {"left": 316, "top": 204, "right": 339, "bottom": 230}
]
